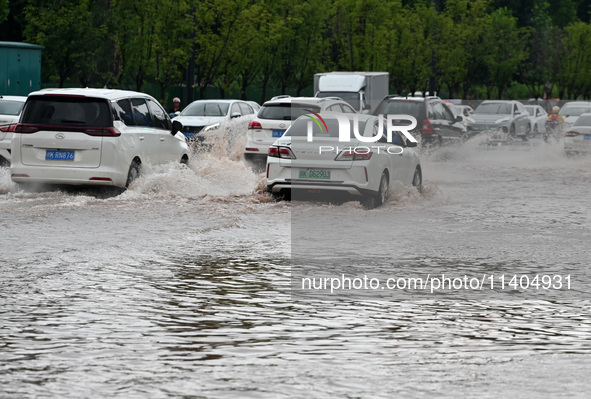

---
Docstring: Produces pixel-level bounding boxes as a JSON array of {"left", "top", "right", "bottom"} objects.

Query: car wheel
[
  {"left": 524, "top": 123, "right": 531, "bottom": 140},
  {"left": 272, "top": 190, "right": 291, "bottom": 201},
  {"left": 180, "top": 155, "right": 189, "bottom": 165},
  {"left": 533, "top": 124, "right": 539, "bottom": 135},
  {"left": 126, "top": 159, "right": 141, "bottom": 188},
  {"left": 362, "top": 172, "right": 388, "bottom": 209},
  {"left": 509, "top": 124, "right": 516, "bottom": 137},
  {"left": 412, "top": 166, "right": 422, "bottom": 192}
]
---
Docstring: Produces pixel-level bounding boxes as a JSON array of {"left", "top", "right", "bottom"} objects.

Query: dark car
[{"left": 372, "top": 95, "right": 466, "bottom": 146}]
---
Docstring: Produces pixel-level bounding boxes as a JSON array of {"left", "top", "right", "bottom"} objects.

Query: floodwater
[{"left": 1, "top": 131, "right": 591, "bottom": 398}]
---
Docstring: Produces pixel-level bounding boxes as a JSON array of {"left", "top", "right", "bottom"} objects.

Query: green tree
[
  {"left": 24, "top": 0, "right": 98, "bottom": 87},
  {"left": 558, "top": 22, "right": 591, "bottom": 99},
  {"left": 480, "top": 8, "right": 527, "bottom": 98}
]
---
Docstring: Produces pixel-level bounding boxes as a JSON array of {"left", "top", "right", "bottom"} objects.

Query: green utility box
[{"left": 0, "top": 41, "right": 44, "bottom": 96}]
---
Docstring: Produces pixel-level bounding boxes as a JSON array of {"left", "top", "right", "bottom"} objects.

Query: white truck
[{"left": 313, "top": 72, "right": 389, "bottom": 114}]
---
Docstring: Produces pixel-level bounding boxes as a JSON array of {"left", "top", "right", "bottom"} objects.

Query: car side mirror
[
  {"left": 455, "top": 115, "right": 463, "bottom": 123},
  {"left": 172, "top": 119, "right": 182, "bottom": 135},
  {"left": 406, "top": 141, "right": 418, "bottom": 148}
]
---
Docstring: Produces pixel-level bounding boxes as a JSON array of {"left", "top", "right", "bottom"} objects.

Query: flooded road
[{"left": 1, "top": 138, "right": 591, "bottom": 398}]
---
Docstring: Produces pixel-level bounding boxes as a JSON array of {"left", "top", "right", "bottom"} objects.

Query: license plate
[
  {"left": 46, "top": 150, "right": 74, "bottom": 161},
  {"left": 584, "top": 135, "right": 591, "bottom": 140},
  {"left": 272, "top": 130, "right": 285, "bottom": 137},
  {"left": 299, "top": 169, "right": 330, "bottom": 179}
]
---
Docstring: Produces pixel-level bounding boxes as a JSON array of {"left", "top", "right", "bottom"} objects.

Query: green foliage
[
  {"left": 8, "top": 0, "right": 591, "bottom": 100},
  {"left": 0, "top": 0, "right": 8, "bottom": 25}
]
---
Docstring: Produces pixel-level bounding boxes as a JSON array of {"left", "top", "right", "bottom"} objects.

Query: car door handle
[
  {"left": 160, "top": 137, "right": 165, "bottom": 142},
  {"left": 139, "top": 136, "right": 145, "bottom": 141}
]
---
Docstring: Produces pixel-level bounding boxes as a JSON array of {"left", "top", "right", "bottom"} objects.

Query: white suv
[
  {"left": 10, "top": 88, "right": 190, "bottom": 188},
  {"left": 244, "top": 96, "right": 356, "bottom": 163}
]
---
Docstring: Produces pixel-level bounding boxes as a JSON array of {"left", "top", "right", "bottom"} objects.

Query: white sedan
[
  {"left": 524, "top": 105, "right": 548, "bottom": 135},
  {"left": 266, "top": 113, "right": 422, "bottom": 208},
  {"left": 565, "top": 113, "right": 591, "bottom": 156}
]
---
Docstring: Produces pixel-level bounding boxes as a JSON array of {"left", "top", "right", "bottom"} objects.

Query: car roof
[
  {"left": 384, "top": 96, "right": 440, "bottom": 102},
  {"left": 310, "top": 112, "right": 376, "bottom": 123},
  {"left": 0, "top": 95, "right": 27, "bottom": 102},
  {"left": 481, "top": 100, "right": 517, "bottom": 104},
  {"left": 262, "top": 96, "right": 345, "bottom": 106},
  {"left": 562, "top": 101, "right": 591, "bottom": 106},
  {"left": 186, "top": 99, "right": 244, "bottom": 104},
  {"left": 27, "top": 87, "right": 157, "bottom": 101}
]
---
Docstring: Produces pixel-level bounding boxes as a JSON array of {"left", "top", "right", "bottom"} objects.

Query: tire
[
  {"left": 524, "top": 123, "right": 531, "bottom": 139},
  {"left": 362, "top": 172, "right": 388, "bottom": 209},
  {"left": 509, "top": 124, "right": 516, "bottom": 137},
  {"left": 533, "top": 124, "right": 538, "bottom": 135},
  {"left": 125, "top": 159, "right": 141, "bottom": 188},
  {"left": 180, "top": 155, "right": 189, "bottom": 165},
  {"left": 272, "top": 190, "right": 291, "bottom": 201},
  {"left": 412, "top": 166, "right": 422, "bottom": 192}
]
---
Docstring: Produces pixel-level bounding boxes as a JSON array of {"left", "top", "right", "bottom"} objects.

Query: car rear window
[
  {"left": 574, "top": 115, "right": 591, "bottom": 126},
  {"left": 560, "top": 106, "right": 591, "bottom": 117},
  {"left": 375, "top": 100, "right": 421, "bottom": 119},
  {"left": 258, "top": 103, "right": 321, "bottom": 120},
  {"left": 286, "top": 117, "right": 368, "bottom": 138},
  {"left": 181, "top": 102, "right": 229, "bottom": 117},
  {"left": 21, "top": 96, "right": 112, "bottom": 127},
  {"left": 0, "top": 100, "right": 25, "bottom": 116}
]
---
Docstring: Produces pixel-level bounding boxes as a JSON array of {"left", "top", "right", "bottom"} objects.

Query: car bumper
[
  {"left": 10, "top": 165, "right": 127, "bottom": 187},
  {"left": 266, "top": 161, "right": 376, "bottom": 198}
]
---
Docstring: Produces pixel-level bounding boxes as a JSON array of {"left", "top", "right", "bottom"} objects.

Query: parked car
[
  {"left": 564, "top": 113, "right": 591, "bottom": 156},
  {"left": 559, "top": 101, "right": 591, "bottom": 125},
  {"left": 454, "top": 104, "right": 474, "bottom": 118},
  {"left": 449, "top": 104, "right": 475, "bottom": 131},
  {"left": 172, "top": 99, "right": 257, "bottom": 142},
  {"left": 470, "top": 100, "right": 531, "bottom": 137},
  {"left": 10, "top": 88, "right": 189, "bottom": 189},
  {"left": 524, "top": 104, "right": 548, "bottom": 135},
  {"left": 247, "top": 101, "right": 261, "bottom": 113},
  {"left": 266, "top": 113, "right": 422, "bottom": 209},
  {"left": 0, "top": 95, "right": 27, "bottom": 165},
  {"left": 244, "top": 96, "right": 357, "bottom": 163},
  {"left": 372, "top": 95, "right": 467, "bottom": 146},
  {"left": 526, "top": 98, "right": 560, "bottom": 114}
]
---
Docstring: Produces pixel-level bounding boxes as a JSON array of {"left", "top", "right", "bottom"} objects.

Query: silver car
[
  {"left": 470, "top": 100, "right": 531, "bottom": 137},
  {"left": 559, "top": 101, "right": 591, "bottom": 126}
]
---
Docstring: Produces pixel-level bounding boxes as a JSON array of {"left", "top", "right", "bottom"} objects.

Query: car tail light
[
  {"left": 245, "top": 147, "right": 259, "bottom": 152},
  {"left": 278, "top": 147, "right": 296, "bottom": 159},
  {"left": 565, "top": 131, "right": 579, "bottom": 137},
  {"left": 335, "top": 149, "right": 373, "bottom": 161},
  {"left": 0, "top": 124, "right": 17, "bottom": 132},
  {"left": 13, "top": 124, "right": 39, "bottom": 134},
  {"left": 84, "top": 127, "right": 121, "bottom": 137},
  {"left": 89, "top": 177, "right": 113, "bottom": 182},
  {"left": 12, "top": 124, "right": 120, "bottom": 136},
  {"left": 268, "top": 146, "right": 279, "bottom": 157},
  {"left": 423, "top": 120, "right": 433, "bottom": 134},
  {"left": 248, "top": 121, "right": 262, "bottom": 129}
]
